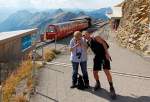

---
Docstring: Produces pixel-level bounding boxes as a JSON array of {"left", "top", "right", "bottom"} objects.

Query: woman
[{"left": 69, "top": 31, "right": 89, "bottom": 88}]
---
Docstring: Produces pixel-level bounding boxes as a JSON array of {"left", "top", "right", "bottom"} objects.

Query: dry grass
[
  {"left": 14, "top": 95, "right": 28, "bottom": 102},
  {"left": 35, "top": 62, "right": 44, "bottom": 69},
  {"left": 2, "top": 48, "right": 60, "bottom": 102},
  {"left": 51, "top": 49, "right": 61, "bottom": 55},
  {"left": 2, "top": 60, "right": 33, "bottom": 102},
  {"left": 44, "top": 48, "right": 56, "bottom": 62},
  {"left": 26, "top": 77, "right": 33, "bottom": 91}
]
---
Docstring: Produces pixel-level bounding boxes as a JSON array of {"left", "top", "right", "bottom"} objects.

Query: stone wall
[{"left": 116, "top": 0, "right": 150, "bottom": 55}]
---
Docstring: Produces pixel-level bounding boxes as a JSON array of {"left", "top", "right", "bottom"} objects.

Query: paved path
[{"left": 30, "top": 26, "right": 150, "bottom": 102}]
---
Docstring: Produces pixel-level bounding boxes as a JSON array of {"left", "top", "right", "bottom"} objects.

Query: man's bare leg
[
  {"left": 93, "top": 71, "right": 101, "bottom": 91},
  {"left": 104, "top": 69, "right": 116, "bottom": 99}
]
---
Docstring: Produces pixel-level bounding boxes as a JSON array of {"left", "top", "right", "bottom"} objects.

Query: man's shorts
[{"left": 93, "top": 56, "right": 111, "bottom": 71}]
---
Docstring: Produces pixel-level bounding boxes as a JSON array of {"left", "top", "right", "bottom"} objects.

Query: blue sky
[{"left": 0, "top": 0, "right": 124, "bottom": 10}]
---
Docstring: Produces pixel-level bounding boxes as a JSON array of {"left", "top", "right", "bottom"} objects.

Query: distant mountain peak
[
  {"left": 15, "top": 10, "right": 32, "bottom": 15},
  {"left": 55, "top": 8, "right": 64, "bottom": 14},
  {"left": 10, "top": 10, "right": 32, "bottom": 18},
  {"left": 78, "top": 11, "right": 86, "bottom": 16}
]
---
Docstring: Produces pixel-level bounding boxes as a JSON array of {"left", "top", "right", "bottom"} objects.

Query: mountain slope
[
  {"left": 0, "top": 7, "right": 111, "bottom": 32},
  {"left": 86, "top": 7, "right": 112, "bottom": 20},
  {"left": 0, "top": 10, "right": 33, "bottom": 31}
]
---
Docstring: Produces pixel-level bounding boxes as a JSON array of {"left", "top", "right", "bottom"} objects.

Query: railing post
[{"left": 31, "top": 47, "right": 36, "bottom": 95}]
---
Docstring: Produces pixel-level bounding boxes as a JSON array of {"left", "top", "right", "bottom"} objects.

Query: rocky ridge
[{"left": 116, "top": 0, "right": 150, "bottom": 56}]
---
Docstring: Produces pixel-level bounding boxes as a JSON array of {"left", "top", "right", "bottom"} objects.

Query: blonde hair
[{"left": 74, "top": 31, "right": 82, "bottom": 38}]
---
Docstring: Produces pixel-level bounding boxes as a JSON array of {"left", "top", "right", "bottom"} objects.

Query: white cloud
[{"left": 0, "top": 0, "right": 124, "bottom": 10}]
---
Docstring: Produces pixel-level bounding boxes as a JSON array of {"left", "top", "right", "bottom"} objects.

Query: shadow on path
[
  {"left": 36, "top": 91, "right": 59, "bottom": 102},
  {"left": 83, "top": 87, "right": 150, "bottom": 102}
]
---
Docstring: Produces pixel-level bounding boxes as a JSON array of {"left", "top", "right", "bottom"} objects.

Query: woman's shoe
[{"left": 70, "top": 83, "right": 76, "bottom": 88}]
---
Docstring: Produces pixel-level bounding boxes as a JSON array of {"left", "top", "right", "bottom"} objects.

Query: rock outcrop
[{"left": 116, "top": 0, "right": 150, "bottom": 55}]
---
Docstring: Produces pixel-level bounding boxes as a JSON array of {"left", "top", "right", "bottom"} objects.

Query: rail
[{"left": 46, "top": 61, "right": 150, "bottom": 80}]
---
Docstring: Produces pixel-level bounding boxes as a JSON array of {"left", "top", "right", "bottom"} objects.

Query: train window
[
  {"left": 47, "top": 26, "right": 56, "bottom": 33},
  {"left": 62, "top": 25, "right": 65, "bottom": 30}
]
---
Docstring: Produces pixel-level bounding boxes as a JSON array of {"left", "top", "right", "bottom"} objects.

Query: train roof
[
  {"left": 49, "top": 19, "right": 87, "bottom": 26},
  {"left": 70, "top": 16, "right": 91, "bottom": 21}
]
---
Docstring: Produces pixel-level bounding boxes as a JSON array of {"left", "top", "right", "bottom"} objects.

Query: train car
[
  {"left": 70, "top": 16, "right": 92, "bottom": 27},
  {"left": 44, "top": 18, "right": 90, "bottom": 40}
]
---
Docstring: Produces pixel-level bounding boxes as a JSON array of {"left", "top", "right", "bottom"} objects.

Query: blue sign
[{"left": 21, "top": 35, "right": 32, "bottom": 51}]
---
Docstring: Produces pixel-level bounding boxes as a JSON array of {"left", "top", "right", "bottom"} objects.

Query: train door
[{"left": 46, "top": 25, "right": 57, "bottom": 40}]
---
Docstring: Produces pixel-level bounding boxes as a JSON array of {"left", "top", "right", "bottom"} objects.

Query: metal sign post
[
  {"left": 42, "top": 46, "right": 44, "bottom": 65},
  {"left": 31, "top": 32, "right": 38, "bottom": 95},
  {"left": 54, "top": 35, "right": 57, "bottom": 50}
]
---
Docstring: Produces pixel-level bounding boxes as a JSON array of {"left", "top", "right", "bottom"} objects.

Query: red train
[{"left": 41, "top": 17, "right": 91, "bottom": 41}]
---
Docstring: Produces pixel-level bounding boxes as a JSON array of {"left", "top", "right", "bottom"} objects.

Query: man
[
  {"left": 82, "top": 31, "right": 116, "bottom": 99},
  {"left": 69, "top": 31, "right": 89, "bottom": 89}
]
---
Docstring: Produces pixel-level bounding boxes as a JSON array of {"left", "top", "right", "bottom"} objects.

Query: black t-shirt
[{"left": 88, "top": 38, "right": 109, "bottom": 58}]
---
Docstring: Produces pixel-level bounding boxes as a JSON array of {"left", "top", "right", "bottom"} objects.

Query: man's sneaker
[
  {"left": 94, "top": 81, "right": 101, "bottom": 91},
  {"left": 110, "top": 87, "right": 117, "bottom": 100}
]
